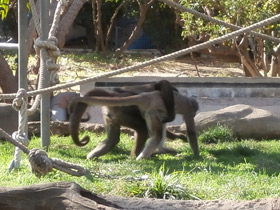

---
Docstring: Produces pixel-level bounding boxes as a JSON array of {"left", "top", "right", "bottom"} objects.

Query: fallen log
[
  {"left": 1, "top": 181, "right": 280, "bottom": 210},
  {"left": 0, "top": 181, "right": 120, "bottom": 210}
]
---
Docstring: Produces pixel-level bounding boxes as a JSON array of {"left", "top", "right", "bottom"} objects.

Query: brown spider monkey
[
  {"left": 115, "top": 82, "right": 199, "bottom": 158},
  {"left": 68, "top": 80, "right": 199, "bottom": 159},
  {"left": 69, "top": 80, "right": 178, "bottom": 159}
]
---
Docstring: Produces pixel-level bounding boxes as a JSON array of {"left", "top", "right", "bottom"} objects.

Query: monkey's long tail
[{"left": 69, "top": 102, "right": 90, "bottom": 146}]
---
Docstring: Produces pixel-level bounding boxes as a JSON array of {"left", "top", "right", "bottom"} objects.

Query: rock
[
  {"left": 192, "top": 104, "right": 280, "bottom": 139},
  {"left": 0, "top": 103, "right": 40, "bottom": 140},
  {"left": 28, "top": 121, "right": 135, "bottom": 137},
  {"left": 0, "top": 103, "right": 17, "bottom": 139}
]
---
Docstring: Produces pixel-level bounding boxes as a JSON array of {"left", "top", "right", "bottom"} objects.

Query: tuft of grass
[
  {"left": 143, "top": 163, "right": 190, "bottom": 200},
  {"left": 199, "top": 124, "right": 236, "bottom": 144}
]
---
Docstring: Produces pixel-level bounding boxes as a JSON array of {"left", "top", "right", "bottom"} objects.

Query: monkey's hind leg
[
  {"left": 136, "top": 114, "right": 163, "bottom": 160},
  {"left": 154, "top": 124, "right": 177, "bottom": 155},
  {"left": 131, "top": 128, "right": 149, "bottom": 157},
  {"left": 87, "top": 123, "right": 121, "bottom": 159}
]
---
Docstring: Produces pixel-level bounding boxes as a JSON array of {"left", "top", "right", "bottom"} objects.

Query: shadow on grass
[
  {"left": 55, "top": 139, "right": 280, "bottom": 177},
  {"left": 208, "top": 145, "right": 280, "bottom": 175}
]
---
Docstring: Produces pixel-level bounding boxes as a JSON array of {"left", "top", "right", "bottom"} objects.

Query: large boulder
[{"left": 193, "top": 104, "right": 280, "bottom": 139}]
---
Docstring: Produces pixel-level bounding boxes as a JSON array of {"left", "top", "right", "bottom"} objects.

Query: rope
[
  {"left": 8, "top": 89, "right": 29, "bottom": 171},
  {"left": 1, "top": 128, "right": 87, "bottom": 177},
  {"left": 6, "top": 0, "right": 67, "bottom": 171},
  {"left": 1, "top": 11, "right": 280, "bottom": 101},
  {"left": 28, "top": 0, "right": 42, "bottom": 37},
  {"left": 159, "top": 0, "right": 280, "bottom": 44}
]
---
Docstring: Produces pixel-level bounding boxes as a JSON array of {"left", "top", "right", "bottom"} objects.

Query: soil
[
  {"left": 134, "top": 55, "right": 245, "bottom": 78},
  {"left": 103, "top": 195, "right": 280, "bottom": 210}
]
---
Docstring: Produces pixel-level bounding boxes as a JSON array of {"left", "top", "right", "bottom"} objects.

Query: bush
[
  {"left": 199, "top": 124, "right": 236, "bottom": 144},
  {"left": 144, "top": 163, "right": 190, "bottom": 200}
]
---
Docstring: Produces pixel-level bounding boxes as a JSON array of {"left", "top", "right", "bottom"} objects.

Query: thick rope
[
  {"left": 28, "top": 0, "right": 42, "bottom": 37},
  {"left": 1, "top": 128, "right": 87, "bottom": 177},
  {"left": 1, "top": 11, "right": 280, "bottom": 101},
  {"left": 8, "top": 89, "right": 29, "bottom": 171},
  {"left": 7, "top": 0, "right": 67, "bottom": 171},
  {"left": 27, "top": 0, "right": 66, "bottom": 111},
  {"left": 159, "top": 0, "right": 280, "bottom": 44}
]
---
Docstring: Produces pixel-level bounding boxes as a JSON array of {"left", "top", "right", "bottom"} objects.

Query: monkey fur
[{"left": 69, "top": 80, "right": 199, "bottom": 159}]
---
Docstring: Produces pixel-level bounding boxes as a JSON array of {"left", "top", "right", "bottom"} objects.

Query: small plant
[
  {"left": 199, "top": 124, "right": 236, "bottom": 144},
  {"left": 144, "top": 163, "right": 189, "bottom": 200}
]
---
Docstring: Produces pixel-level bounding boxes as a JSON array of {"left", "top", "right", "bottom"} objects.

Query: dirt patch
[
  {"left": 104, "top": 195, "right": 280, "bottom": 210},
  {"left": 129, "top": 56, "right": 245, "bottom": 77}
]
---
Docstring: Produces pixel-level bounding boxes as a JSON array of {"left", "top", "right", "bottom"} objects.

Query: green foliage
[
  {"left": 199, "top": 124, "right": 236, "bottom": 144},
  {"left": 144, "top": 2, "right": 185, "bottom": 50},
  {"left": 180, "top": 0, "right": 280, "bottom": 38},
  {"left": 144, "top": 163, "right": 190, "bottom": 200},
  {"left": 0, "top": 0, "right": 9, "bottom": 20}
]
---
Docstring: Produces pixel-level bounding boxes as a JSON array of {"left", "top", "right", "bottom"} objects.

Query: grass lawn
[{"left": 1, "top": 127, "right": 280, "bottom": 201}]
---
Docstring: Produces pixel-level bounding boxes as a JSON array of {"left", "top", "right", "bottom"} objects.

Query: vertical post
[
  {"left": 40, "top": 0, "right": 51, "bottom": 148},
  {"left": 18, "top": 0, "right": 28, "bottom": 135}
]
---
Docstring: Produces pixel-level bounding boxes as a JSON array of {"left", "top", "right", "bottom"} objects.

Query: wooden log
[{"left": 0, "top": 181, "right": 120, "bottom": 210}]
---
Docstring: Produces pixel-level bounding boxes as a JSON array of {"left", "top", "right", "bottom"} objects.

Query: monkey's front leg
[
  {"left": 136, "top": 112, "right": 163, "bottom": 160},
  {"left": 184, "top": 113, "right": 199, "bottom": 157},
  {"left": 154, "top": 124, "right": 178, "bottom": 155},
  {"left": 87, "top": 121, "right": 121, "bottom": 159}
]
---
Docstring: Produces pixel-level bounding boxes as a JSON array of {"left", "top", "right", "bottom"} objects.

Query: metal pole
[
  {"left": 0, "top": 43, "right": 18, "bottom": 50},
  {"left": 18, "top": 0, "right": 28, "bottom": 136},
  {"left": 18, "top": 0, "right": 28, "bottom": 90},
  {"left": 40, "top": 0, "right": 51, "bottom": 148}
]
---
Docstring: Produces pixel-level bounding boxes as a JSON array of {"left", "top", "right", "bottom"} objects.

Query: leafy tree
[{"left": 180, "top": 0, "right": 280, "bottom": 77}]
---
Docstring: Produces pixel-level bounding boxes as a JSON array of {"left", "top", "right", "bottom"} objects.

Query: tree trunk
[
  {"left": 235, "top": 36, "right": 262, "bottom": 77},
  {"left": 0, "top": 53, "right": 18, "bottom": 96},
  {"left": 56, "top": 0, "right": 87, "bottom": 49},
  {"left": 105, "top": 1, "right": 126, "bottom": 50},
  {"left": 95, "top": 0, "right": 106, "bottom": 54},
  {"left": 92, "top": 0, "right": 126, "bottom": 55},
  {"left": 91, "top": 0, "right": 99, "bottom": 51},
  {"left": 255, "top": 38, "right": 269, "bottom": 77},
  {"left": 115, "top": 0, "right": 155, "bottom": 56},
  {"left": 271, "top": 43, "right": 280, "bottom": 77}
]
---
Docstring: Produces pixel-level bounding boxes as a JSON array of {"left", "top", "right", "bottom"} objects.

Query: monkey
[
  {"left": 114, "top": 82, "right": 199, "bottom": 157},
  {"left": 69, "top": 80, "right": 199, "bottom": 160},
  {"left": 69, "top": 80, "right": 177, "bottom": 159}
]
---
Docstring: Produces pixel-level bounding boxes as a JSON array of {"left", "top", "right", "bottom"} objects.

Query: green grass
[{"left": 1, "top": 128, "right": 280, "bottom": 200}]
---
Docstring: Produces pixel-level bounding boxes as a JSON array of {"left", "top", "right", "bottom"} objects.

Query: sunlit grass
[{"left": 1, "top": 127, "right": 280, "bottom": 200}]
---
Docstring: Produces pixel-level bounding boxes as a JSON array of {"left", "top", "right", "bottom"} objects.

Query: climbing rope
[
  {"left": 7, "top": 0, "right": 67, "bottom": 171},
  {"left": 159, "top": 0, "right": 280, "bottom": 44},
  {"left": 1, "top": 128, "right": 87, "bottom": 177},
  {"left": 8, "top": 89, "right": 29, "bottom": 171}
]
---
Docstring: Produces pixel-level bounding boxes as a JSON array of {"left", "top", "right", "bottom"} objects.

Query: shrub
[
  {"left": 144, "top": 163, "right": 189, "bottom": 200},
  {"left": 199, "top": 124, "right": 236, "bottom": 144}
]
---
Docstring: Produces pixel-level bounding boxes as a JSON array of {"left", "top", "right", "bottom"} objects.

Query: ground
[
  {"left": 62, "top": 54, "right": 279, "bottom": 209},
  {"left": 4, "top": 53, "right": 280, "bottom": 209},
  {"left": 104, "top": 195, "right": 280, "bottom": 210},
  {"left": 57, "top": 53, "right": 245, "bottom": 88},
  {"left": 134, "top": 55, "right": 244, "bottom": 77}
]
